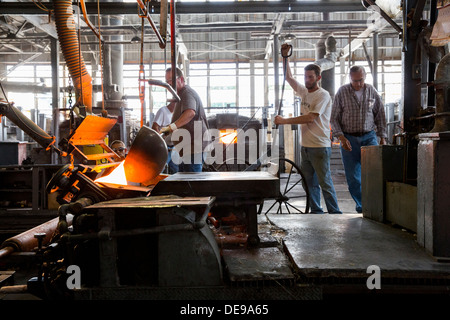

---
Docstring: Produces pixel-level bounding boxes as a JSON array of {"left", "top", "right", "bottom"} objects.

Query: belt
[{"left": 343, "top": 131, "right": 372, "bottom": 137}]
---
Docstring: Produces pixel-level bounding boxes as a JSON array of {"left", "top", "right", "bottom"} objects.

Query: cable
[{"left": 97, "top": 0, "right": 105, "bottom": 114}]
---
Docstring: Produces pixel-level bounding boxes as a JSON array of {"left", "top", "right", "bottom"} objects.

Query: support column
[
  {"left": 273, "top": 35, "right": 280, "bottom": 114},
  {"left": 264, "top": 59, "right": 269, "bottom": 108},
  {"left": 235, "top": 61, "right": 239, "bottom": 114},
  {"left": 400, "top": 0, "right": 425, "bottom": 183},
  {"left": 51, "top": 37, "right": 60, "bottom": 164},
  {"left": 373, "top": 32, "right": 378, "bottom": 90},
  {"left": 250, "top": 60, "right": 255, "bottom": 115}
]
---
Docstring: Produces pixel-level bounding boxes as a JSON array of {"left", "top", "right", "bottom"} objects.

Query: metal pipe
[
  {"left": 62, "top": 222, "right": 203, "bottom": 242},
  {"left": 51, "top": 37, "right": 60, "bottom": 164},
  {"left": 160, "top": 0, "right": 168, "bottom": 43},
  {"left": 315, "top": 35, "right": 338, "bottom": 70},
  {"left": 411, "top": 112, "right": 450, "bottom": 121},
  {"left": 147, "top": 79, "right": 180, "bottom": 101},
  {"left": 62, "top": 201, "right": 212, "bottom": 242},
  {"left": 0, "top": 198, "right": 93, "bottom": 261},
  {"left": 0, "top": 285, "right": 28, "bottom": 294},
  {"left": 170, "top": 0, "right": 177, "bottom": 91},
  {"left": 0, "top": 217, "right": 61, "bottom": 259},
  {"left": 363, "top": 0, "right": 403, "bottom": 34},
  {"left": 0, "top": 102, "right": 55, "bottom": 150},
  {"left": 0, "top": 198, "right": 88, "bottom": 259},
  {"left": 373, "top": 32, "right": 379, "bottom": 90},
  {"left": 136, "top": 0, "right": 166, "bottom": 49},
  {"left": 79, "top": 0, "right": 104, "bottom": 43},
  {"left": 315, "top": 35, "right": 337, "bottom": 99}
]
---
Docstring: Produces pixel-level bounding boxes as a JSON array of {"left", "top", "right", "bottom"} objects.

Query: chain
[{"left": 68, "top": 77, "right": 73, "bottom": 108}]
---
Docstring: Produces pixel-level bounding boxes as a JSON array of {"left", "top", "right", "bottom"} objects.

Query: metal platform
[
  {"left": 151, "top": 171, "right": 279, "bottom": 200},
  {"left": 264, "top": 213, "right": 450, "bottom": 296},
  {"left": 151, "top": 171, "right": 279, "bottom": 245}
]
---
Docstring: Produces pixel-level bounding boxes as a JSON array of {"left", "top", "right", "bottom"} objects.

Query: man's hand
[
  {"left": 160, "top": 126, "right": 171, "bottom": 134},
  {"left": 339, "top": 135, "right": 352, "bottom": 151},
  {"left": 379, "top": 137, "right": 387, "bottom": 145},
  {"left": 160, "top": 123, "right": 177, "bottom": 135},
  {"left": 274, "top": 115, "right": 285, "bottom": 125},
  {"left": 281, "top": 43, "right": 292, "bottom": 58}
]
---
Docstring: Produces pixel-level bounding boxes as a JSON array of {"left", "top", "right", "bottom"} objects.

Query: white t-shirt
[
  {"left": 153, "top": 106, "right": 172, "bottom": 127},
  {"left": 354, "top": 88, "right": 364, "bottom": 101},
  {"left": 295, "top": 86, "right": 332, "bottom": 148}
]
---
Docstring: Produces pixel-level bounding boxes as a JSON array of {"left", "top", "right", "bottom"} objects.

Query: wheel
[
  {"left": 261, "top": 158, "right": 310, "bottom": 214},
  {"left": 45, "top": 164, "right": 72, "bottom": 194}
]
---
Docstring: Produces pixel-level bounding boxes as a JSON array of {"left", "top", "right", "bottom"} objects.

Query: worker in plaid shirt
[{"left": 331, "top": 65, "right": 387, "bottom": 213}]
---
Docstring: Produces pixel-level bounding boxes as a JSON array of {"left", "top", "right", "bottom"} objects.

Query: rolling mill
[{"left": 0, "top": 0, "right": 450, "bottom": 303}]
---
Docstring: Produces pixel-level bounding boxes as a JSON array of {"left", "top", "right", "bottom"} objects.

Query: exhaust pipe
[
  {"left": 0, "top": 102, "right": 55, "bottom": 149},
  {"left": 52, "top": 0, "right": 93, "bottom": 113}
]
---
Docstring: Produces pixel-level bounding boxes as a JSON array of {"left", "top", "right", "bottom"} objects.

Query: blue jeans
[
  {"left": 340, "top": 131, "right": 378, "bottom": 213},
  {"left": 167, "top": 148, "right": 179, "bottom": 174},
  {"left": 178, "top": 153, "right": 204, "bottom": 173},
  {"left": 300, "top": 146, "right": 342, "bottom": 214}
]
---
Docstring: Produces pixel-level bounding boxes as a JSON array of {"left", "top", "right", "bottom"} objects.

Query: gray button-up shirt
[{"left": 331, "top": 83, "right": 387, "bottom": 138}]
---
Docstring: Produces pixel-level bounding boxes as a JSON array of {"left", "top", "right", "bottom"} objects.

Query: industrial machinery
[
  {"left": 0, "top": 100, "right": 300, "bottom": 299},
  {"left": 360, "top": 0, "right": 450, "bottom": 261},
  {"left": 0, "top": 83, "right": 308, "bottom": 298},
  {"left": 1, "top": 0, "right": 447, "bottom": 301},
  {"left": 0, "top": 0, "right": 304, "bottom": 300}
]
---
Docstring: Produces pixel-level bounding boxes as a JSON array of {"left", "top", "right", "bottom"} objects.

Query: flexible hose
[{"left": 53, "top": 0, "right": 92, "bottom": 113}]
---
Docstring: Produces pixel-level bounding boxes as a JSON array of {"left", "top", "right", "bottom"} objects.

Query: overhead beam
[
  {"left": 0, "top": 1, "right": 365, "bottom": 15},
  {"left": 21, "top": 15, "right": 58, "bottom": 39},
  {"left": 339, "top": 14, "right": 401, "bottom": 59},
  {"left": 264, "top": 14, "right": 285, "bottom": 60}
]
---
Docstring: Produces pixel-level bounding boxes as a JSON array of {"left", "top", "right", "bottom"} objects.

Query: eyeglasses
[
  {"left": 113, "top": 147, "right": 125, "bottom": 152},
  {"left": 351, "top": 78, "right": 365, "bottom": 83}
]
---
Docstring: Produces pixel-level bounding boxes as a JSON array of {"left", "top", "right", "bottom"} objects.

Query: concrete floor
[{"left": 259, "top": 169, "right": 450, "bottom": 296}]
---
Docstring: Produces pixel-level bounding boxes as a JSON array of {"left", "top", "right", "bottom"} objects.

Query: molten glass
[
  {"left": 95, "top": 161, "right": 127, "bottom": 185},
  {"left": 219, "top": 129, "right": 237, "bottom": 144}
]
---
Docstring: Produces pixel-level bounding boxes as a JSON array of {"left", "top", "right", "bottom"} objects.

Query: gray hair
[{"left": 349, "top": 65, "right": 366, "bottom": 75}]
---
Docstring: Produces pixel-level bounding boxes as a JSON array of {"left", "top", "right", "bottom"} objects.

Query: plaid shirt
[{"left": 331, "top": 83, "right": 387, "bottom": 138}]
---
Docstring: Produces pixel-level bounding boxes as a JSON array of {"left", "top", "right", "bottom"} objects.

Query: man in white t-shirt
[
  {"left": 274, "top": 44, "right": 341, "bottom": 214},
  {"left": 152, "top": 101, "right": 175, "bottom": 132},
  {"left": 151, "top": 101, "right": 178, "bottom": 173}
]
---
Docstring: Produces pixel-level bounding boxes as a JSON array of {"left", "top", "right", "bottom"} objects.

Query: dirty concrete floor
[{"left": 259, "top": 168, "right": 450, "bottom": 294}]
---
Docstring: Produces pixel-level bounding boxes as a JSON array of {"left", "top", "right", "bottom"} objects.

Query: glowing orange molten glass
[
  {"left": 219, "top": 129, "right": 237, "bottom": 144},
  {"left": 95, "top": 161, "right": 127, "bottom": 185}
]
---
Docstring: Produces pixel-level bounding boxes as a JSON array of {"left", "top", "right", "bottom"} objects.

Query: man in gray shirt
[
  {"left": 161, "top": 67, "right": 209, "bottom": 172},
  {"left": 331, "top": 65, "right": 387, "bottom": 213}
]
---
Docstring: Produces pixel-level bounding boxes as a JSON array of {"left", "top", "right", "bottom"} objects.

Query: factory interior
[{"left": 0, "top": 0, "right": 450, "bottom": 306}]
